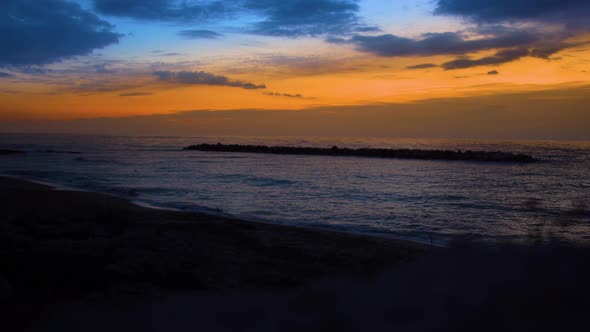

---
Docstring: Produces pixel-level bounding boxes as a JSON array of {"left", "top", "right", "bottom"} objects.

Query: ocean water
[{"left": 1, "top": 133, "right": 590, "bottom": 245}]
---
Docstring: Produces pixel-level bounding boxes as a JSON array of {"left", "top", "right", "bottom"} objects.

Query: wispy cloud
[
  {"left": 153, "top": 70, "right": 266, "bottom": 90},
  {"left": 440, "top": 45, "right": 569, "bottom": 70},
  {"left": 119, "top": 92, "right": 153, "bottom": 97},
  {"left": 406, "top": 63, "right": 438, "bottom": 70},
  {"left": 264, "top": 92, "right": 303, "bottom": 98},
  {"left": 178, "top": 30, "right": 224, "bottom": 39}
]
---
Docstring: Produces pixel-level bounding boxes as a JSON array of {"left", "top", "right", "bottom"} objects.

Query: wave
[{"left": 213, "top": 174, "right": 296, "bottom": 187}]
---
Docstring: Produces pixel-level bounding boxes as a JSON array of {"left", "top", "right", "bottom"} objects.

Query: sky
[{"left": 1, "top": 0, "right": 589, "bottom": 140}]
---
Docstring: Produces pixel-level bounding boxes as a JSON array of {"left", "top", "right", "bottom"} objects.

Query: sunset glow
[{"left": 1, "top": 0, "right": 589, "bottom": 139}]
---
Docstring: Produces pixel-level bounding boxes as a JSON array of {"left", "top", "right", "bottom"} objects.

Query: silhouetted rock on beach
[
  {"left": 184, "top": 144, "right": 537, "bottom": 162},
  {"left": 0, "top": 149, "right": 25, "bottom": 155}
]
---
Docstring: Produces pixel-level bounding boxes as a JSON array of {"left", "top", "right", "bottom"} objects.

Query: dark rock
[
  {"left": 0, "top": 149, "right": 25, "bottom": 155},
  {"left": 39, "top": 150, "right": 82, "bottom": 154},
  {"left": 183, "top": 144, "right": 538, "bottom": 163}
]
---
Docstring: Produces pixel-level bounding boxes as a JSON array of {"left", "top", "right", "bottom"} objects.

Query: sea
[{"left": 1, "top": 133, "right": 589, "bottom": 245}]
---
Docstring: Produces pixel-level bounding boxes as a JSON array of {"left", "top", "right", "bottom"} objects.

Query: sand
[
  {"left": 0, "top": 176, "right": 427, "bottom": 328},
  {"left": 3, "top": 176, "right": 590, "bottom": 332}
]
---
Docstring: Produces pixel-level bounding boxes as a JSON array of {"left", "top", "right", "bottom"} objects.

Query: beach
[
  {"left": 0, "top": 176, "right": 427, "bottom": 329},
  {"left": 3, "top": 0, "right": 590, "bottom": 329},
  {"left": 3, "top": 176, "right": 590, "bottom": 331}
]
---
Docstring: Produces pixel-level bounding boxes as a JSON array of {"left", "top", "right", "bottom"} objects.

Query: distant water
[{"left": 2, "top": 133, "right": 590, "bottom": 245}]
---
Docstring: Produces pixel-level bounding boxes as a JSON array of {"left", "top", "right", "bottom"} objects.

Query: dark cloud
[
  {"left": 433, "top": 0, "right": 590, "bottom": 61},
  {"left": 244, "top": 0, "right": 377, "bottom": 37},
  {"left": 442, "top": 48, "right": 529, "bottom": 70},
  {"left": 0, "top": 72, "right": 14, "bottom": 78},
  {"left": 93, "top": 0, "right": 375, "bottom": 37},
  {"left": 324, "top": 1, "right": 590, "bottom": 69},
  {"left": 333, "top": 21, "right": 578, "bottom": 69},
  {"left": 435, "top": 0, "right": 590, "bottom": 28},
  {"left": 119, "top": 92, "right": 153, "bottom": 97},
  {"left": 92, "top": 0, "right": 231, "bottom": 21},
  {"left": 406, "top": 63, "right": 438, "bottom": 70},
  {"left": 0, "top": 0, "right": 121, "bottom": 67},
  {"left": 488, "top": 70, "right": 500, "bottom": 75},
  {"left": 264, "top": 92, "right": 303, "bottom": 98},
  {"left": 442, "top": 46, "right": 567, "bottom": 70},
  {"left": 178, "top": 30, "right": 224, "bottom": 39},
  {"left": 153, "top": 70, "right": 266, "bottom": 89},
  {"left": 336, "top": 30, "right": 539, "bottom": 57}
]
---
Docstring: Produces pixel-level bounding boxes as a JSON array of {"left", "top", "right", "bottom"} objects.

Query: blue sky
[{"left": 69, "top": 0, "right": 453, "bottom": 59}]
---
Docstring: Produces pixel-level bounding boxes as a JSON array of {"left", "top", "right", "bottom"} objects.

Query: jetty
[{"left": 183, "top": 143, "right": 537, "bottom": 162}]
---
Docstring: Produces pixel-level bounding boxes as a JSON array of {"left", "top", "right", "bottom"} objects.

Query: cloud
[
  {"left": 153, "top": 70, "right": 266, "bottom": 89},
  {"left": 244, "top": 0, "right": 377, "bottom": 37},
  {"left": 18, "top": 67, "right": 52, "bottom": 75},
  {"left": 488, "top": 70, "right": 500, "bottom": 75},
  {"left": 334, "top": 29, "right": 539, "bottom": 57},
  {"left": 93, "top": 0, "right": 375, "bottom": 37},
  {"left": 0, "top": 0, "right": 121, "bottom": 67},
  {"left": 406, "top": 63, "right": 438, "bottom": 70},
  {"left": 119, "top": 92, "right": 153, "bottom": 97},
  {"left": 435, "top": 0, "right": 590, "bottom": 29},
  {"left": 0, "top": 72, "right": 14, "bottom": 78},
  {"left": 323, "top": 2, "right": 590, "bottom": 69},
  {"left": 92, "top": 0, "right": 232, "bottom": 21},
  {"left": 71, "top": 81, "right": 137, "bottom": 94},
  {"left": 264, "top": 92, "right": 303, "bottom": 98},
  {"left": 442, "top": 46, "right": 567, "bottom": 69},
  {"left": 178, "top": 30, "right": 224, "bottom": 39},
  {"left": 95, "top": 64, "right": 114, "bottom": 74},
  {"left": 432, "top": 1, "right": 590, "bottom": 57},
  {"left": 442, "top": 48, "right": 530, "bottom": 70},
  {"left": 332, "top": 21, "right": 579, "bottom": 69}
]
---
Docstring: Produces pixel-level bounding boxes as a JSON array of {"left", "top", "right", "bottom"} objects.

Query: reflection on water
[{"left": 1, "top": 133, "right": 589, "bottom": 244}]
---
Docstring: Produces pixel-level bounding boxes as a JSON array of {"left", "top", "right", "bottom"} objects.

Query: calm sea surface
[{"left": 2, "top": 133, "right": 589, "bottom": 245}]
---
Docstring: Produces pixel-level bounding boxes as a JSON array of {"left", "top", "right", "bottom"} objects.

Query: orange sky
[
  {"left": 2, "top": 41, "right": 589, "bottom": 121},
  {"left": 1, "top": 1, "right": 589, "bottom": 139}
]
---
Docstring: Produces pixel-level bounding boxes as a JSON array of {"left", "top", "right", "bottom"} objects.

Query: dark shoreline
[{"left": 184, "top": 143, "right": 537, "bottom": 162}]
